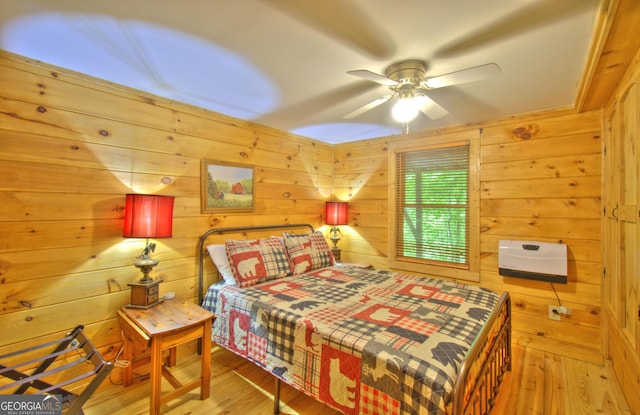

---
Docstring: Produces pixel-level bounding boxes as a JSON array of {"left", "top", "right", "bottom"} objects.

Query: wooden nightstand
[{"left": 117, "top": 299, "right": 214, "bottom": 415}]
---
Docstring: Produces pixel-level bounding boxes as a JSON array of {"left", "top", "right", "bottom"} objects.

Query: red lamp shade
[
  {"left": 325, "top": 201, "right": 348, "bottom": 226},
  {"left": 123, "top": 194, "right": 174, "bottom": 238}
]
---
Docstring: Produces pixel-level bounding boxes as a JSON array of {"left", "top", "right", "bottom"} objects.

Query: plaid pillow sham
[
  {"left": 226, "top": 237, "right": 292, "bottom": 287},
  {"left": 283, "top": 231, "right": 335, "bottom": 274}
]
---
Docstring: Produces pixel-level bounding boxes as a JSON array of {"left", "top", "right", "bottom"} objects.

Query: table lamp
[
  {"left": 325, "top": 201, "right": 348, "bottom": 261},
  {"left": 123, "top": 194, "right": 174, "bottom": 308}
]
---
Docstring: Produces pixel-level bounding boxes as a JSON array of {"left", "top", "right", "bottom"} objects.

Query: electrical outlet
[{"left": 548, "top": 305, "right": 561, "bottom": 321}]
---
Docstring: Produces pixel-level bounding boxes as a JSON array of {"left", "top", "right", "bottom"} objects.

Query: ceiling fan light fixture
[
  {"left": 392, "top": 96, "right": 419, "bottom": 123},
  {"left": 347, "top": 59, "right": 497, "bottom": 125}
]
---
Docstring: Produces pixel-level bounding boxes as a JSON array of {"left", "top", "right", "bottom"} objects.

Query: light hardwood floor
[{"left": 84, "top": 344, "right": 631, "bottom": 415}]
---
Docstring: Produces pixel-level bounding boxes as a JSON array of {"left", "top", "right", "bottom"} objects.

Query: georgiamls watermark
[{"left": 0, "top": 395, "right": 62, "bottom": 415}]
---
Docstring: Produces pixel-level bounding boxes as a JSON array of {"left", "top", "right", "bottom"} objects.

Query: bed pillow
[
  {"left": 282, "top": 231, "right": 335, "bottom": 274},
  {"left": 206, "top": 244, "right": 237, "bottom": 285},
  {"left": 225, "top": 237, "right": 292, "bottom": 287}
]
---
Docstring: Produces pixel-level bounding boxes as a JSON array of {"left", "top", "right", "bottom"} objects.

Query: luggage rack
[{"left": 0, "top": 325, "right": 113, "bottom": 415}]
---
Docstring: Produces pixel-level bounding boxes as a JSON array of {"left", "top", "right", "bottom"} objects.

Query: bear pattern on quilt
[{"left": 210, "top": 265, "right": 498, "bottom": 415}]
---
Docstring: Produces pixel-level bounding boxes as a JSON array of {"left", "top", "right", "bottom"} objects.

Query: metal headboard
[{"left": 196, "top": 223, "right": 315, "bottom": 305}]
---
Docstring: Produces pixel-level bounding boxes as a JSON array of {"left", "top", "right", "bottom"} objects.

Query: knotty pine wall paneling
[
  {"left": 0, "top": 51, "right": 332, "bottom": 389},
  {"left": 335, "top": 109, "right": 603, "bottom": 364}
]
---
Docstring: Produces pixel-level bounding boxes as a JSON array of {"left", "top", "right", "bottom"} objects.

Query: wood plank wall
[
  {"left": 0, "top": 51, "right": 332, "bottom": 388},
  {"left": 334, "top": 109, "right": 603, "bottom": 364}
]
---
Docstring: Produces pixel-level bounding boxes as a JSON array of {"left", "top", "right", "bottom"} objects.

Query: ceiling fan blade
[
  {"left": 423, "top": 63, "right": 501, "bottom": 89},
  {"left": 343, "top": 94, "right": 393, "bottom": 119},
  {"left": 256, "top": 81, "right": 378, "bottom": 129},
  {"left": 348, "top": 69, "right": 398, "bottom": 86},
  {"left": 434, "top": 0, "right": 593, "bottom": 58},
  {"left": 414, "top": 92, "right": 449, "bottom": 120},
  {"left": 263, "top": 0, "right": 395, "bottom": 59}
]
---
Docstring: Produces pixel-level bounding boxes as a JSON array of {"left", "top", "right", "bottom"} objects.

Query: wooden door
[
  {"left": 619, "top": 83, "right": 639, "bottom": 348},
  {"left": 605, "top": 81, "right": 640, "bottom": 352}
]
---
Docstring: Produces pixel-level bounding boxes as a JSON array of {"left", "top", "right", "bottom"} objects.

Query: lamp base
[
  {"left": 126, "top": 279, "right": 163, "bottom": 309},
  {"left": 331, "top": 247, "right": 342, "bottom": 262},
  {"left": 329, "top": 226, "right": 341, "bottom": 249},
  {"left": 134, "top": 255, "right": 159, "bottom": 284}
]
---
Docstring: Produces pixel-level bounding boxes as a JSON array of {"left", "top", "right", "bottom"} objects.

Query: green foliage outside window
[{"left": 398, "top": 145, "right": 469, "bottom": 265}]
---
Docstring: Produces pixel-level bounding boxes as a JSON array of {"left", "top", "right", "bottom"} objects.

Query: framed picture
[{"left": 201, "top": 159, "right": 254, "bottom": 212}]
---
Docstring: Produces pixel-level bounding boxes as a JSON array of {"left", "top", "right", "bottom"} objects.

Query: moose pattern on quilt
[{"left": 206, "top": 265, "right": 499, "bottom": 415}]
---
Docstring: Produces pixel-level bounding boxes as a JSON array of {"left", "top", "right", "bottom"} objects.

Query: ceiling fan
[{"left": 344, "top": 60, "right": 501, "bottom": 123}]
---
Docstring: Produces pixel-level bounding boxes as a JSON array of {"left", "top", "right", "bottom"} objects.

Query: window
[{"left": 389, "top": 136, "right": 479, "bottom": 281}]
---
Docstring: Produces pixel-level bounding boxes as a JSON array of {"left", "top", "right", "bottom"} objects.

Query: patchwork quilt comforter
[{"left": 202, "top": 265, "right": 500, "bottom": 415}]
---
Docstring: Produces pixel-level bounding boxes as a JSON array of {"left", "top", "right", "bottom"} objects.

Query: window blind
[{"left": 395, "top": 142, "right": 470, "bottom": 267}]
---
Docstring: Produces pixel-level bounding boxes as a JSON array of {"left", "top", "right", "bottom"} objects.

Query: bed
[{"left": 197, "top": 224, "right": 511, "bottom": 415}]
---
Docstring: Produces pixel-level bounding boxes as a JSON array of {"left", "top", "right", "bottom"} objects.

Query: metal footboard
[{"left": 453, "top": 292, "right": 512, "bottom": 415}]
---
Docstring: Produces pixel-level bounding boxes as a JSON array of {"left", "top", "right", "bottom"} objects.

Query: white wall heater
[{"left": 498, "top": 240, "right": 568, "bottom": 284}]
